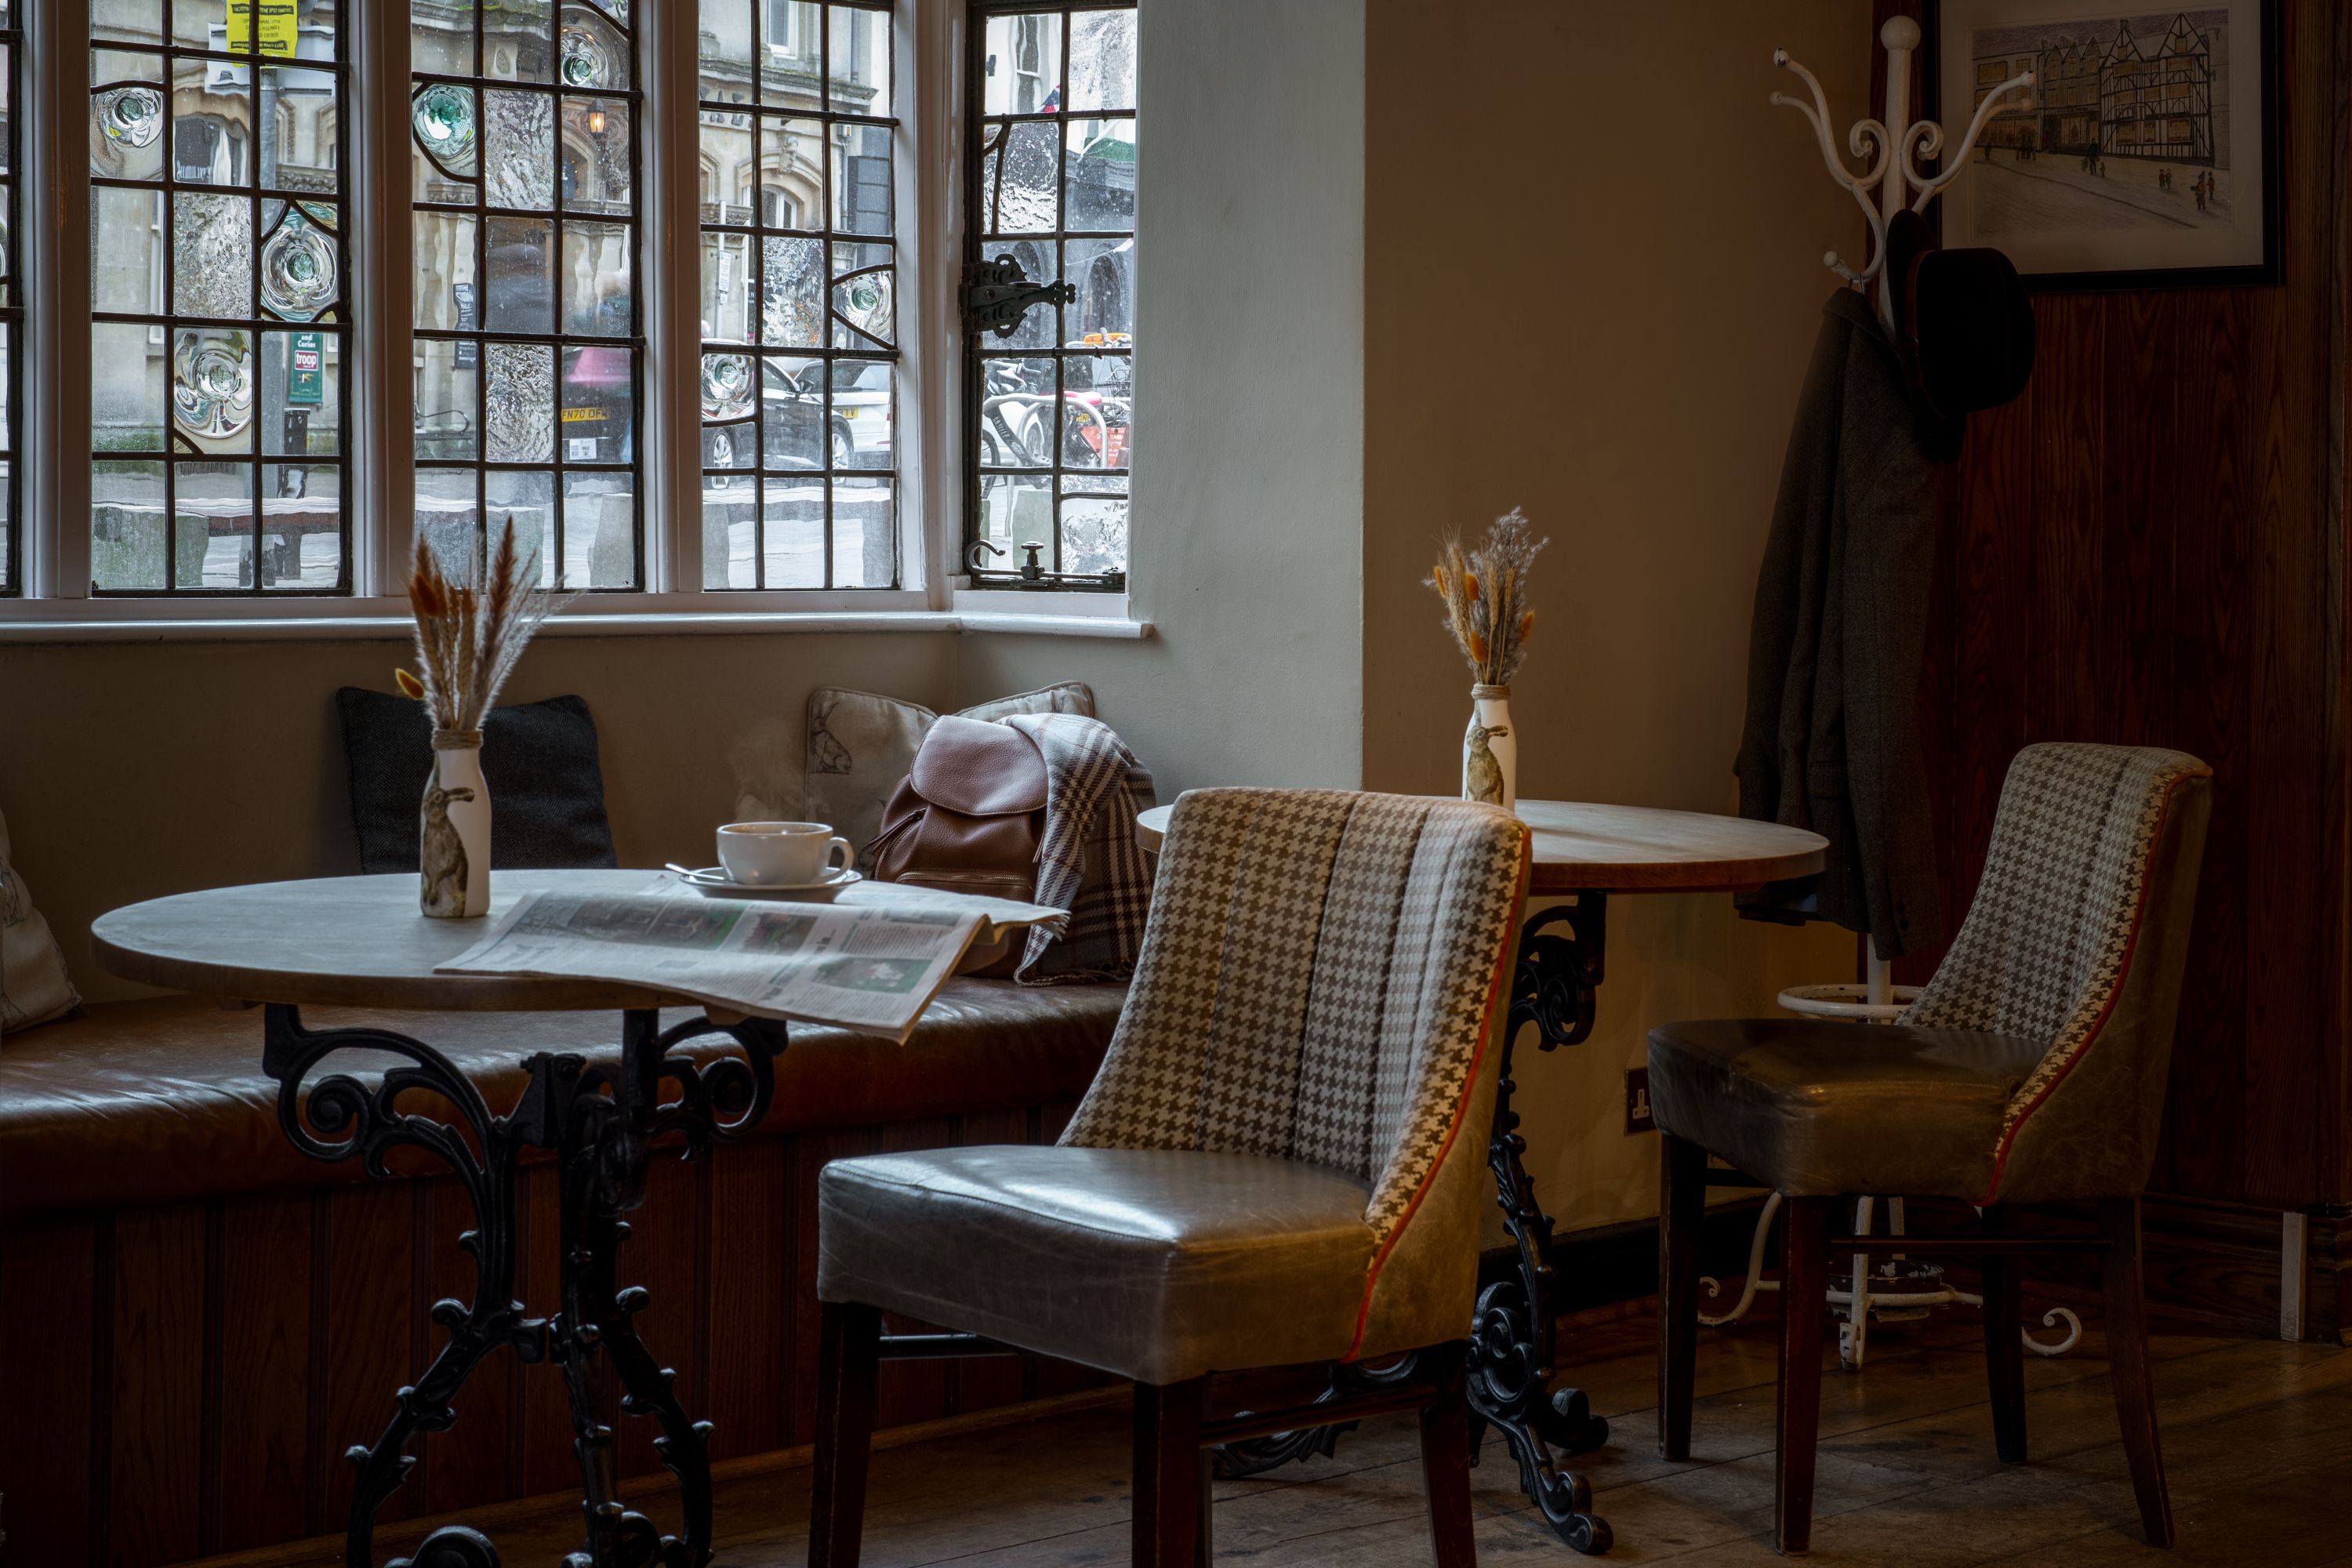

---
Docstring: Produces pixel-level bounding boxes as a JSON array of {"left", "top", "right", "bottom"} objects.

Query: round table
[
  {"left": 1134, "top": 798, "right": 1825, "bottom": 894},
  {"left": 93, "top": 871, "right": 786, "bottom": 1568},
  {"left": 1138, "top": 798, "right": 1827, "bottom": 1553},
  {"left": 93, "top": 869, "right": 698, "bottom": 1011}
]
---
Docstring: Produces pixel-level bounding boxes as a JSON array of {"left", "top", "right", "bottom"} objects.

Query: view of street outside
[
  {"left": 409, "top": 0, "right": 641, "bottom": 589},
  {"left": 72, "top": 0, "right": 1135, "bottom": 596},
  {"left": 696, "top": 1, "right": 900, "bottom": 590},
  {"left": 970, "top": 5, "right": 1134, "bottom": 582},
  {"left": 89, "top": 0, "right": 350, "bottom": 592}
]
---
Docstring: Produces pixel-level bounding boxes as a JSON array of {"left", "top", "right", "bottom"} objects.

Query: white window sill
[{"left": 0, "top": 596, "right": 1153, "bottom": 644}]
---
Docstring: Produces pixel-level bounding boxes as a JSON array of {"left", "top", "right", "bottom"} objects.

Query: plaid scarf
[{"left": 1003, "top": 713, "right": 1156, "bottom": 982}]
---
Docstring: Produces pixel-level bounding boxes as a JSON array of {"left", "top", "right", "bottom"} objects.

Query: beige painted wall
[{"left": 1362, "top": 0, "right": 1869, "bottom": 1229}]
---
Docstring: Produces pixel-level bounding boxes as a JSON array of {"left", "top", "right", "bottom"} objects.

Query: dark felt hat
[{"left": 1885, "top": 209, "right": 2035, "bottom": 419}]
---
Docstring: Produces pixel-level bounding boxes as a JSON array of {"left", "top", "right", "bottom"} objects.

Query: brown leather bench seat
[
  {"left": 0, "top": 978, "right": 1127, "bottom": 1567},
  {"left": 0, "top": 979, "right": 1126, "bottom": 1224}
]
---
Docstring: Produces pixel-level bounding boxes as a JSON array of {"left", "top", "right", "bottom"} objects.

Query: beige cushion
[
  {"left": 1, "top": 802, "right": 79, "bottom": 1036},
  {"left": 817, "top": 1145, "right": 1377, "bottom": 1385},
  {"left": 1646, "top": 1018, "right": 2046, "bottom": 1200},
  {"left": 804, "top": 683, "right": 1093, "bottom": 873}
]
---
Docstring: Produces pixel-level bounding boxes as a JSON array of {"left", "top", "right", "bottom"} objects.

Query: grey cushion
[
  {"left": 817, "top": 1145, "right": 1377, "bottom": 1386},
  {"left": 1646, "top": 1018, "right": 2046, "bottom": 1200},
  {"left": 336, "top": 688, "right": 619, "bottom": 874}
]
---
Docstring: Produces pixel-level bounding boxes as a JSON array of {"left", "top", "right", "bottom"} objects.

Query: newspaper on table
[{"left": 436, "top": 878, "right": 1069, "bottom": 1044}]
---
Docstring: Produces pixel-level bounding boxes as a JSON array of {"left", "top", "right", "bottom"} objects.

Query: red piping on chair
[
  {"left": 1973, "top": 768, "right": 2207, "bottom": 1207},
  {"left": 1341, "top": 833, "right": 1533, "bottom": 1363}
]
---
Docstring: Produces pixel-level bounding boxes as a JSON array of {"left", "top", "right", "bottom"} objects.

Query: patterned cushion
[
  {"left": 1, "top": 801, "right": 80, "bottom": 1036},
  {"left": 1901, "top": 742, "right": 2212, "bottom": 1151},
  {"left": 1061, "top": 789, "right": 1527, "bottom": 1249}
]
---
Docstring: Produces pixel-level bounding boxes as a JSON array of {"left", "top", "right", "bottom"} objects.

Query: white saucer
[{"left": 674, "top": 866, "right": 862, "bottom": 902}]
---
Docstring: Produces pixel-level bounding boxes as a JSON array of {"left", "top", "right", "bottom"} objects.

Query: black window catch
[{"left": 961, "top": 254, "right": 1078, "bottom": 339}]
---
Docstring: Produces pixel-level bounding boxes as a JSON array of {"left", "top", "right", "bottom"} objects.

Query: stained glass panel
[
  {"left": 89, "top": 0, "right": 350, "bottom": 594},
  {"left": 699, "top": 0, "right": 898, "bottom": 589},
  {"left": 0, "top": 19, "right": 13, "bottom": 588},
  {"left": 414, "top": 0, "right": 638, "bottom": 586}
]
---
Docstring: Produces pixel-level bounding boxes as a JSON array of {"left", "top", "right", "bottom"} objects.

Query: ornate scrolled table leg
[
  {"left": 261, "top": 1004, "right": 784, "bottom": 1568},
  {"left": 1465, "top": 891, "right": 1612, "bottom": 1554}
]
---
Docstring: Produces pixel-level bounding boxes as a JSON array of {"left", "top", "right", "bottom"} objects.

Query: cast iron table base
[
  {"left": 1214, "top": 892, "right": 1616, "bottom": 1555},
  {"left": 262, "top": 1003, "right": 786, "bottom": 1568}
]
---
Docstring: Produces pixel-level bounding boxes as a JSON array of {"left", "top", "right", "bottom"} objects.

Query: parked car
[
  {"left": 829, "top": 358, "right": 894, "bottom": 469},
  {"left": 704, "top": 360, "right": 884, "bottom": 482}
]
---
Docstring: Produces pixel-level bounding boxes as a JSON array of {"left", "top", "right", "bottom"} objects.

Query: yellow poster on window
[{"left": 226, "top": 0, "right": 298, "bottom": 56}]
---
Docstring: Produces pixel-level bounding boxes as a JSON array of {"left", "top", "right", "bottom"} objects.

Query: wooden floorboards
[{"left": 181, "top": 1308, "right": 2350, "bottom": 1567}]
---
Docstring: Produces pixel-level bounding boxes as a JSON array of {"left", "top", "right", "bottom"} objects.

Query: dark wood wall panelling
[
  {"left": 0, "top": 1102, "right": 1092, "bottom": 1568},
  {"left": 1871, "top": 0, "right": 2352, "bottom": 1220}
]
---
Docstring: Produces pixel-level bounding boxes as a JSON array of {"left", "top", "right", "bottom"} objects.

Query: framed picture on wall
[{"left": 1931, "top": 0, "right": 2278, "bottom": 289}]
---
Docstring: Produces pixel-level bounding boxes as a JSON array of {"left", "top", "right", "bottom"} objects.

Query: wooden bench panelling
[{"left": 0, "top": 1109, "right": 1108, "bottom": 1568}]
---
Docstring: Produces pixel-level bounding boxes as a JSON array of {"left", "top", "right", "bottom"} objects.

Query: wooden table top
[
  {"left": 1132, "top": 798, "right": 1825, "bottom": 896},
  {"left": 93, "top": 870, "right": 701, "bottom": 1012}
]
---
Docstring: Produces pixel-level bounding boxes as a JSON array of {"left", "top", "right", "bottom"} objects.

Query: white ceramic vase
[
  {"left": 421, "top": 731, "right": 491, "bottom": 918},
  {"left": 1462, "top": 684, "right": 1516, "bottom": 811}
]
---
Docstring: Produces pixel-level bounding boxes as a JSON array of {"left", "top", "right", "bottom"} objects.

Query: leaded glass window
[
  {"left": 0, "top": 0, "right": 16, "bottom": 593},
  {"left": 411, "top": 0, "right": 641, "bottom": 588},
  {"left": 966, "top": 1, "right": 1134, "bottom": 590},
  {"left": 696, "top": 0, "right": 899, "bottom": 590},
  {"left": 89, "top": 0, "right": 350, "bottom": 593}
]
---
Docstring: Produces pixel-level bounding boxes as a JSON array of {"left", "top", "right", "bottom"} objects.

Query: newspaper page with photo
[{"left": 436, "top": 881, "right": 1069, "bottom": 1043}]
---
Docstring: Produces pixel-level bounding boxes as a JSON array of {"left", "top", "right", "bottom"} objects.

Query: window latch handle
[{"left": 962, "top": 254, "right": 1076, "bottom": 339}]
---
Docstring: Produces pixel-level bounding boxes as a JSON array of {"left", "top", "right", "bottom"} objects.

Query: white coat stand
[{"left": 1698, "top": 20, "right": 2082, "bottom": 1370}]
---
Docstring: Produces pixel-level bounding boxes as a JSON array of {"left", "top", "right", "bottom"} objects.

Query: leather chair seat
[
  {"left": 818, "top": 1145, "right": 1379, "bottom": 1386},
  {"left": 0, "top": 980, "right": 1126, "bottom": 1224},
  {"left": 1646, "top": 1018, "right": 2049, "bottom": 1200}
]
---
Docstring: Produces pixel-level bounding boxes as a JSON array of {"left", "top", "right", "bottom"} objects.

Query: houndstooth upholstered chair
[
  {"left": 809, "top": 789, "right": 1531, "bottom": 1568},
  {"left": 1649, "top": 743, "right": 2213, "bottom": 1555}
]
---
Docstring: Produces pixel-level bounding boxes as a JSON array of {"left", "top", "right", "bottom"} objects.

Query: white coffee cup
[{"left": 716, "top": 821, "right": 854, "bottom": 886}]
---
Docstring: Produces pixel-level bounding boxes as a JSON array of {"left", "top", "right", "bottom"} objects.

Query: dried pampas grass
[
  {"left": 1428, "top": 507, "right": 1548, "bottom": 686},
  {"left": 395, "top": 517, "right": 568, "bottom": 735}
]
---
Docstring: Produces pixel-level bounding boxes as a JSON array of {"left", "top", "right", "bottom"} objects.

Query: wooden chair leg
[
  {"left": 809, "top": 1300, "right": 883, "bottom": 1568},
  {"left": 1658, "top": 1132, "right": 1708, "bottom": 1461},
  {"left": 1775, "top": 1196, "right": 1831, "bottom": 1556},
  {"left": 2099, "top": 1197, "right": 2174, "bottom": 1548},
  {"left": 1980, "top": 1204, "right": 2028, "bottom": 1463},
  {"left": 1196, "top": 1443, "right": 1215, "bottom": 1568},
  {"left": 1134, "top": 1377, "right": 1207, "bottom": 1568},
  {"left": 1417, "top": 1344, "right": 1477, "bottom": 1568}
]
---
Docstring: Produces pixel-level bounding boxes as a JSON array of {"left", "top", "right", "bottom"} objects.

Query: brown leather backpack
[{"left": 869, "top": 714, "right": 1047, "bottom": 906}]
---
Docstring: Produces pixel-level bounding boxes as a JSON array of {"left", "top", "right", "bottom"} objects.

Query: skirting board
[{"left": 1517, "top": 1191, "right": 2350, "bottom": 1345}]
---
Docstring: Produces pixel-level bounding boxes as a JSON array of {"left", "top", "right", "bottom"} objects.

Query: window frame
[
  {"left": 407, "top": 0, "right": 647, "bottom": 593},
  {"left": 693, "top": 0, "right": 908, "bottom": 593},
  {"left": 8, "top": 0, "right": 972, "bottom": 623},
  {"left": 960, "top": 0, "right": 1135, "bottom": 594},
  {"left": 0, "top": 0, "right": 20, "bottom": 593},
  {"left": 78, "top": 0, "right": 358, "bottom": 597}
]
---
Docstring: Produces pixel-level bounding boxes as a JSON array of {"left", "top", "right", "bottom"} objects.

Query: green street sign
[{"left": 289, "top": 331, "right": 322, "bottom": 405}]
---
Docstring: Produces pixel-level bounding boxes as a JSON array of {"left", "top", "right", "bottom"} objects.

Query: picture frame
[{"left": 1929, "top": 0, "right": 2279, "bottom": 289}]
